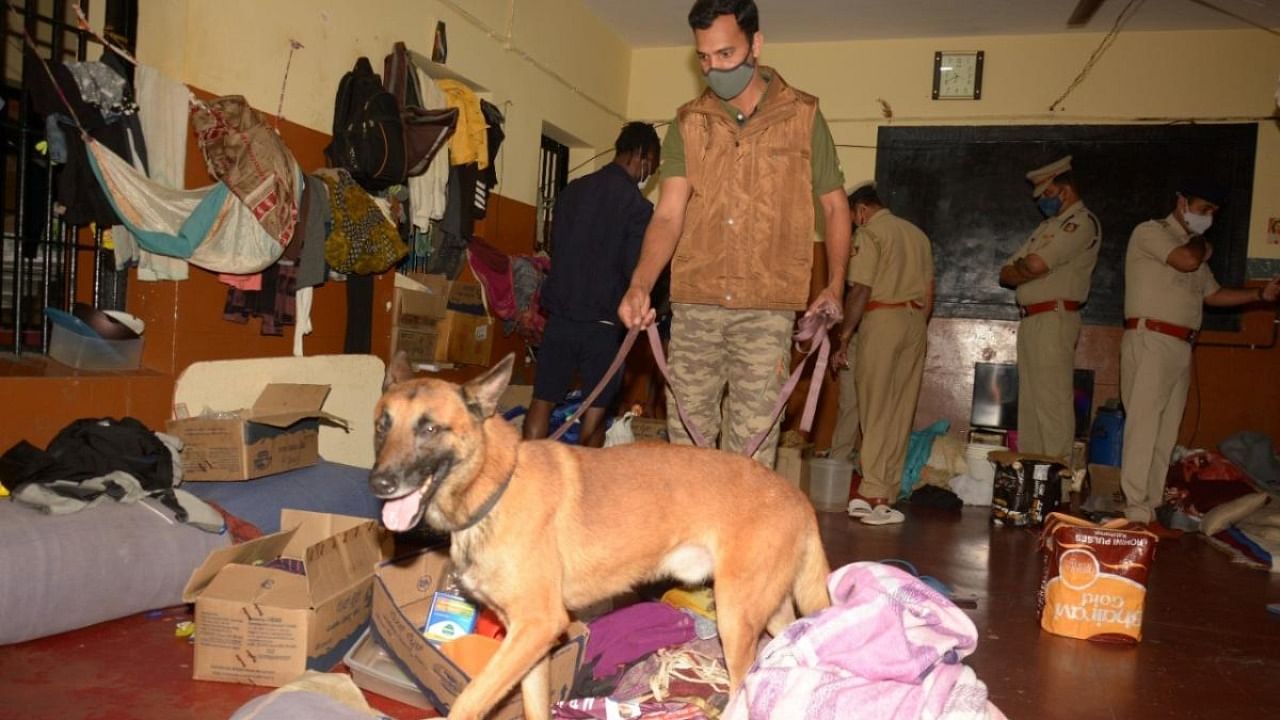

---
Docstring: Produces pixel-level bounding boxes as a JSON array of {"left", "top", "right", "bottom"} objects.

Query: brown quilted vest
[{"left": 672, "top": 69, "right": 818, "bottom": 310}]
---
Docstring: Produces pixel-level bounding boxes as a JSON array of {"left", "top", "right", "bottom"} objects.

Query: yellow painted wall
[
  {"left": 628, "top": 28, "right": 1280, "bottom": 263},
  {"left": 135, "top": 0, "right": 632, "bottom": 206}
]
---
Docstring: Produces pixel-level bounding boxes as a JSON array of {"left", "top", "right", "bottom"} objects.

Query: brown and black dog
[{"left": 370, "top": 352, "right": 831, "bottom": 720}]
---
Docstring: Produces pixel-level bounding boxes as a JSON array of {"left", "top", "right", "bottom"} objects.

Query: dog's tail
[{"left": 793, "top": 521, "right": 832, "bottom": 617}]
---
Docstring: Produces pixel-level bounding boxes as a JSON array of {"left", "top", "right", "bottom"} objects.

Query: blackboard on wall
[{"left": 874, "top": 124, "right": 1256, "bottom": 329}]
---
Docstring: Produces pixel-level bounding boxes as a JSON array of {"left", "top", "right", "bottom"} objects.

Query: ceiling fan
[{"left": 1067, "top": 0, "right": 1108, "bottom": 26}]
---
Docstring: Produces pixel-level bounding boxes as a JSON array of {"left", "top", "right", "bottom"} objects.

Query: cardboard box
[
  {"left": 371, "top": 549, "right": 588, "bottom": 720},
  {"left": 446, "top": 311, "right": 494, "bottom": 366},
  {"left": 183, "top": 510, "right": 393, "bottom": 687},
  {"left": 168, "top": 384, "right": 347, "bottom": 481},
  {"left": 497, "top": 384, "right": 534, "bottom": 416},
  {"left": 392, "top": 324, "right": 449, "bottom": 366},
  {"left": 628, "top": 417, "right": 669, "bottom": 443},
  {"left": 775, "top": 446, "right": 811, "bottom": 493},
  {"left": 447, "top": 281, "right": 486, "bottom": 315},
  {"left": 394, "top": 273, "right": 451, "bottom": 330}
]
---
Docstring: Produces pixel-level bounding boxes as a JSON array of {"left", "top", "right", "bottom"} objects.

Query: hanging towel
[
  {"left": 134, "top": 64, "right": 191, "bottom": 281},
  {"left": 410, "top": 71, "right": 451, "bottom": 229},
  {"left": 85, "top": 140, "right": 285, "bottom": 274},
  {"left": 436, "top": 78, "right": 488, "bottom": 169}
]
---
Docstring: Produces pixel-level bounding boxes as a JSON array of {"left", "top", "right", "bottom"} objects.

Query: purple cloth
[
  {"left": 552, "top": 697, "right": 708, "bottom": 720},
  {"left": 723, "top": 562, "right": 1006, "bottom": 720},
  {"left": 584, "top": 601, "right": 697, "bottom": 681}
]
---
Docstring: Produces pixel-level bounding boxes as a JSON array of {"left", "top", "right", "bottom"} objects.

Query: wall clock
[{"left": 933, "top": 51, "right": 984, "bottom": 100}]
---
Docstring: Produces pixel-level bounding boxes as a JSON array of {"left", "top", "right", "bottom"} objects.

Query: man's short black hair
[
  {"left": 615, "top": 122, "right": 661, "bottom": 158},
  {"left": 1050, "top": 171, "right": 1078, "bottom": 193},
  {"left": 688, "top": 0, "right": 759, "bottom": 37},
  {"left": 848, "top": 184, "right": 881, "bottom": 209}
]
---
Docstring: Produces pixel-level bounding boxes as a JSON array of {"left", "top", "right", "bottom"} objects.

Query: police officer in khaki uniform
[
  {"left": 1121, "top": 180, "right": 1280, "bottom": 537},
  {"left": 833, "top": 184, "right": 934, "bottom": 526},
  {"left": 1000, "top": 156, "right": 1101, "bottom": 461},
  {"left": 828, "top": 331, "right": 860, "bottom": 464}
]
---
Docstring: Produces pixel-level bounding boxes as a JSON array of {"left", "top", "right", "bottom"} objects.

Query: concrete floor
[{"left": 2, "top": 505, "right": 1278, "bottom": 719}]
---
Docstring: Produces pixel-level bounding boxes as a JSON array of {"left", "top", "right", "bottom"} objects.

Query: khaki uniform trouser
[
  {"left": 831, "top": 334, "right": 861, "bottom": 462},
  {"left": 665, "top": 303, "right": 794, "bottom": 468},
  {"left": 1016, "top": 309, "right": 1081, "bottom": 461},
  {"left": 1120, "top": 329, "right": 1192, "bottom": 523},
  {"left": 855, "top": 307, "right": 927, "bottom": 500}
]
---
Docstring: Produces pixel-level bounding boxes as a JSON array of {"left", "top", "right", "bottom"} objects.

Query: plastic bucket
[
  {"left": 807, "top": 458, "right": 853, "bottom": 512},
  {"left": 965, "top": 443, "right": 1004, "bottom": 483},
  {"left": 1088, "top": 408, "right": 1124, "bottom": 467}
]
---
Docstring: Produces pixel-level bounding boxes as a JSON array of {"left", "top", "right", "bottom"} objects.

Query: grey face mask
[{"left": 705, "top": 56, "right": 756, "bottom": 100}]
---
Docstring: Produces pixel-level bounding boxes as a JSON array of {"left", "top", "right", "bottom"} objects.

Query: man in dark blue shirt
[{"left": 525, "top": 122, "right": 662, "bottom": 446}]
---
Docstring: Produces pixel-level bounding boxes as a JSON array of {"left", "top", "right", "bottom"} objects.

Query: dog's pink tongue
[{"left": 382, "top": 493, "right": 422, "bottom": 532}]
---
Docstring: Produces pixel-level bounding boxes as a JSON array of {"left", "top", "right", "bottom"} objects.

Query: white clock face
[{"left": 937, "top": 52, "right": 981, "bottom": 99}]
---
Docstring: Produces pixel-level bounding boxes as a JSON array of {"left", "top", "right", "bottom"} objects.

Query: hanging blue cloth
[{"left": 899, "top": 419, "right": 951, "bottom": 501}]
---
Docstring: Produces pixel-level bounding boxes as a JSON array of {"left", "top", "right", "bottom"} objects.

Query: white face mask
[
  {"left": 1184, "top": 209, "right": 1213, "bottom": 235},
  {"left": 636, "top": 161, "right": 652, "bottom": 191}
]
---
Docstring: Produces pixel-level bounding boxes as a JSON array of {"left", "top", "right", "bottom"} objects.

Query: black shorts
[{"left": 533, "top": 315, "right": 625, "bottom": 408}]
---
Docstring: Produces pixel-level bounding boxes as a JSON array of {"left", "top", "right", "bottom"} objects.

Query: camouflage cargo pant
[{"left": 665, "top": 302, "right": 794, "bottom": 468}]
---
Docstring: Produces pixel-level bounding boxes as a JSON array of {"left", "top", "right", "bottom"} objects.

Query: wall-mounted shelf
[{"left": 408, "top": 50, "right": 488, "bottom": 92}]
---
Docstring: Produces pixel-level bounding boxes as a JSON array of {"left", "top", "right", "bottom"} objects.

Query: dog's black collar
[{"left": 452, "top": 453, "right": 516, "bottom": 532}]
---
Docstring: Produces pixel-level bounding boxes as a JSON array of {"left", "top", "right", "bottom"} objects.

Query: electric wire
[
  {"left": 1187, "top": 0, "right": 1280, "bottom": 38},
  {"left": 1049, "top": 0, "right": 1148, "bottom": 112}
]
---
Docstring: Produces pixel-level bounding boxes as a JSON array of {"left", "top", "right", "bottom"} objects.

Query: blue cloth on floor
[{"left": 185, "top": 460, "right": 381, "bottom": 533}]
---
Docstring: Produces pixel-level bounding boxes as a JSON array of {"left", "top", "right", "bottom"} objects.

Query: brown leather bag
[{"left": 384, "top": 41, "right": 458, "bottom": 177}]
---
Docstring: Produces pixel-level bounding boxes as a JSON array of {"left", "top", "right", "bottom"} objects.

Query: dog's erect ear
[
  {"left": 384, "top": 351, "right": 415, "bottom": 392},
  {"left": 462, "top": 353, "right": 515, "bottom": 419}
]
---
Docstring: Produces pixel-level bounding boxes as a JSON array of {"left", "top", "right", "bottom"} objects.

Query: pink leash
[{"left": 549, "top": 311, "right": 836, "bottom": 458}]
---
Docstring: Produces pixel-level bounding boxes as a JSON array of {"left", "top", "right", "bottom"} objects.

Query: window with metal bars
[
  {"left": 536, "top": 134, "right": 569, "bottom": 255},
  {"left": 2, "top": 0, "right": 136, "bottom": 356}
]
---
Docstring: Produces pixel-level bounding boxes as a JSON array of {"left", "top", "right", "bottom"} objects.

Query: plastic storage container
[
  {"left": 965, "top": 443, "right": 1005, "bottom": 483},
  {"left": 46, "top": 309, "right": 142, "bottom": 370},
  {"left": 342, "top": 628, "right": 433, "bottom": 710},
  {"left": 806, "top": 458, "right": 853, "bottom": 512},
  {"left": 1088, "top": 406, "right": 1124, "bottom": 467}
]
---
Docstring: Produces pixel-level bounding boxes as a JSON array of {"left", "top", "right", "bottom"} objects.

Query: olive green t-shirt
[{"left": 659, "top": 79, "right": 845, "bottom": 199}]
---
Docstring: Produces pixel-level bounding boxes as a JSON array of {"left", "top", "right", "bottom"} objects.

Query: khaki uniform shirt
[
  {"left": 848, "top": 209, "right": 934, "bottom": 303},
  {"left": 1124, "top": 214, "right": 1221, "bottom": 329},
  {"left": 1007, "top": 201, "right": 1101, "bottom": 305}
]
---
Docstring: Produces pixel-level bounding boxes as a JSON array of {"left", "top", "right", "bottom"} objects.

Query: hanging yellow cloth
[{"left": 435, "top": 78, "right": 489, "bottom": 169}]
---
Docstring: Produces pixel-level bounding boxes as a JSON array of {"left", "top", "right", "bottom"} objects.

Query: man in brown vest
[
  {"left": 618, "top": 0, "right": 851, "bottom": 467},
  {"left": 1121, "top": 180, "right": 1280, "bottom": 538},
  {"left": 999, "top": 156, "right": 1100, "bottom": 462}
]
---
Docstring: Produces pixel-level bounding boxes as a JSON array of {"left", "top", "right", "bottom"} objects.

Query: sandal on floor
[
  {"left": 879, "top": 559, "right": 953, "bottom": 597},
  {"left": 861, "top": 504, "right": 905, "bottom": 526},
  {"left": 848, "top": 498, "right": 874, "bottom": 517}
]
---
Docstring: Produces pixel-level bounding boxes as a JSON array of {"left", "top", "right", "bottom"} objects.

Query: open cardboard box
[
  {"left": 371, "top": 549, "right": 588, "bottom": 719},
  {"left": 182, "top": 510, "right": 393, "bottom": 687},
  {"left": 393, "top": 273, "right": 452, "bottom": 365},
  {"left": 168, "top": 384, "right": 347, "bottom": 481}
]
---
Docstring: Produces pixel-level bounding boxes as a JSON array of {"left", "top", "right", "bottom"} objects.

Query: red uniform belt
[
  {"left": 866, "top": 299, "right": 924, "bottom": 312},
  {"left": 1124, "top": 317, "right": 1197, "bottom": 343},
  {"left": 1018, "top": 299, "right": 1082, "bottom": 318}
]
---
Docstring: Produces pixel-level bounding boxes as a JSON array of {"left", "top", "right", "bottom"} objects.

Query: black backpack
[{"left": 325, "top": 57, "right": 407, "bottom": 192}]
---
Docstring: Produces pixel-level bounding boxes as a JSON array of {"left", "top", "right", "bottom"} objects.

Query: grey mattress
[
  {"left": 0, "top": 499, "right": 231, "bottom": 645},
  {"left": 0, "top": 461, "right": 381, "bottom": 646}
]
